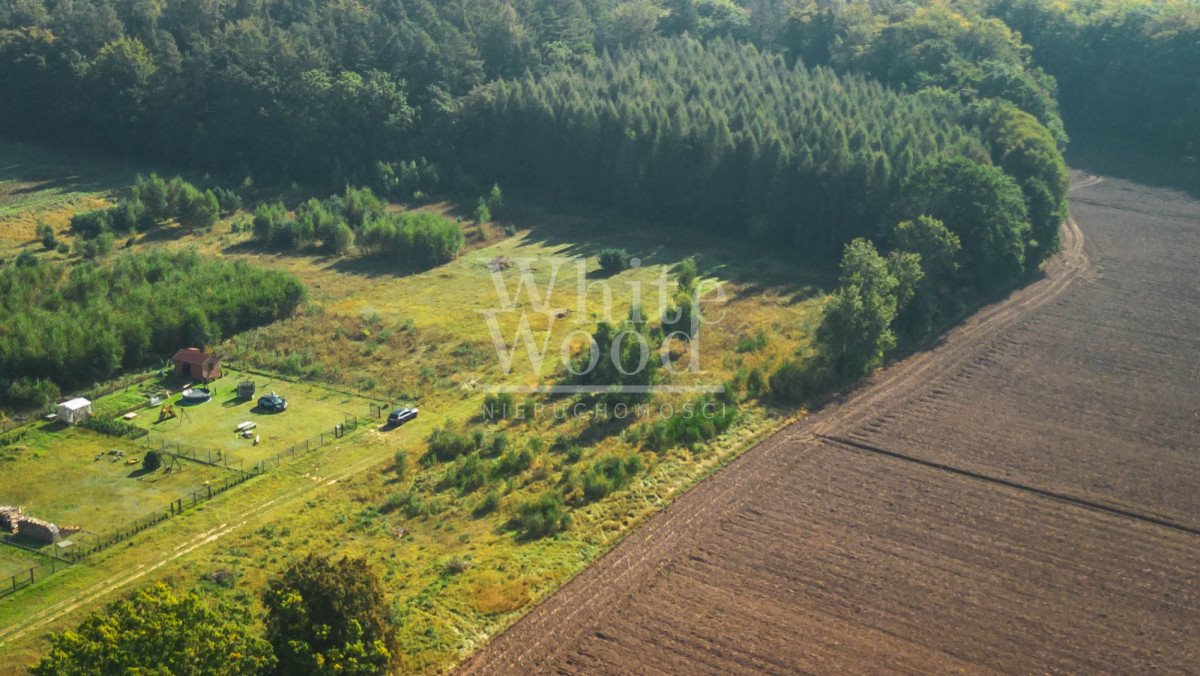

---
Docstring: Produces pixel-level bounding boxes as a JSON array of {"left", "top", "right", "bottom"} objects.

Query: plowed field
[{"left": 459, "top": 172, "right": 1200, "bottom": 673}]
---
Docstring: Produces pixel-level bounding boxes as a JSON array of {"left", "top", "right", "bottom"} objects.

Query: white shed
[{"left": 56, "top": 398, "right": 93, "bottom": 425}]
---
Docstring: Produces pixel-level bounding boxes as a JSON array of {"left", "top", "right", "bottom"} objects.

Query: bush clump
[
  {"left": 581, "top": 455, "right": 642, "bottom": 502},
  {"left": 475, "top": 489, "right": 502, "bottom": 516},
  {"left": 638, "top": 396, "right": 736, "bottom": 452},
  {"left": 597, "top": 248, "right": 631, "bottom": 273},
  {"left": 142, "top": 450, "right": 162, "bottom": 472},
  {"left": 512, "top": 492, "right": 569, "bottom": 539}
]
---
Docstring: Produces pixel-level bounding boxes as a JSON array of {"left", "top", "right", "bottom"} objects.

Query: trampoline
[{"left": 180, "top": 388, "right": 213, "bottom": 405}]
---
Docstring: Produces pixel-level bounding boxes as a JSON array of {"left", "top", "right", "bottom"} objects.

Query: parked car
[
  {"left": 258, "top": 393, "right": 288, "bottom": 413},
  {"left": 388, "top": 407, "right": 419, "bottom": 426}
]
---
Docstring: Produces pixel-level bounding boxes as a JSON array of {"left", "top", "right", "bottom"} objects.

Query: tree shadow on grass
[
  {"left": 326, "top": 254, "right": 434, "bottom": 279},
  {"left": 494, "top": 200, "right": 837, "bottom": 302},
  {"left": 1066, "top": 126, "right": 1200, "bottom": 200},
  {"left": 0, "top": 138, "right": 146, "bottom": 202}
]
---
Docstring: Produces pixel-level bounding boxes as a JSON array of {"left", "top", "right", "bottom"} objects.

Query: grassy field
[
  {"left": 0, "top": 139, "right": 141, "bottom": 258},
  {"left": 0, "top": 143, "right": 831, "bottom": 672},
  {"left": 0, "top": 425, "right": 234, "bottom": 546},
  {"left": 0, "top": 547, "right": 47, "bottom": 581},
  {"left": 117, "top": 367, "right": 377, "bottom": 468}
]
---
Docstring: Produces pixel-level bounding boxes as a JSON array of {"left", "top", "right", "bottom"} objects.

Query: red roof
[{"left": 173, "top": 348, "right": 218, "bottom": 365}]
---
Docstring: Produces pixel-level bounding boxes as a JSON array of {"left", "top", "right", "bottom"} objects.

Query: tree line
[
  {"left": 459, "top": 38, "right": 1066, "bottom": 256},
  {"left": 5, "top": 0, "right": 1188, "bottom": 188},
  {"left": 69, "top": 174, "right": 240, "bottom": 253},
  {"left": 250, "top": 186, "right": 465, "bottom": 269},
  {"left": 990, "top": 0, "right": 1200, "bottom": 155},
  {"left": 0, "top": 0, "right": 613, "bottom": 184},
  {"left": 771, "top": 148, "right": 1061, "bottom": 400},
  {"left": 459, "top": 37, "right": 983, "bottom": 250},
  {"left": 0, "top": 250, "right": 305, "bottom": 407},
  {"left": 33, "top": 554, "right": 397, "bottom": 674}
]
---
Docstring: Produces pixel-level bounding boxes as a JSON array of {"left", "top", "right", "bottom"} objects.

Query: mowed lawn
[
  {"left": 0, "top": 545, "right": 47, "bottom": 579},
  {"left": 125, "top": 368, "right": 378, "bottom": 468},
  {"left": 0, "top": 426, "right": 230, "bottom": 543}
]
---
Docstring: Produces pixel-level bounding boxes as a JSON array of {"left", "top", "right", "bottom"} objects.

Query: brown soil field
[{"left": 458, "top": 171, "right": 1200, "bottom": 673}]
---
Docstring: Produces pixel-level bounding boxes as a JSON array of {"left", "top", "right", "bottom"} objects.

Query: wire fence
[
  {"left": 1, "top": 404, "right": 375, "bottom": 596},
  {"left": 252, "top": 414, "right": 360, "bottom": 473},
  {"left": 62, "top": 471, "right": 256, "bottom": 562},
  {"left": 0, "top": 541, "right": 72, "bottom": 599},
  {"left": 60, "top": 413, "right": 362, "bottom": 564},
  {"left": 145, "top": 440, "right": 253, "bottom": 475},
  {"left": 0, "top": 567, "right": 37, "bottom": 599}
]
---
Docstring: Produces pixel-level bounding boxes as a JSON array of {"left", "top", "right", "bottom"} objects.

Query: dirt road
[{"left": 458, "top": 172, "right": 1200, "bottom": 673}]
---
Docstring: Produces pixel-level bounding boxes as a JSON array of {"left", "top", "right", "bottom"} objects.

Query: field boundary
[
  {"left": 820, "top": 435, "right": 1200, "bottom": 537},
  {"left": 456, "top": 200, "right": 1098, "bottom": 673}
]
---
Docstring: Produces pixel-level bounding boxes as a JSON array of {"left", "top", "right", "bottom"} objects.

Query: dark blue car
[
  {"left": 258, "top": 393, "right": 288, "bottom": 413},
  {"left": 387, "top": 407, "right": 418, "bottom": 426}
]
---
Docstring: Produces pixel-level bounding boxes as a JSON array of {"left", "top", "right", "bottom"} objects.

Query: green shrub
[
  {"left": 769, "top": 359, "right": 831, "bottom": 404},
  {"left": 328, "top": 222, "right": 354, "bottom": 254},
  {"left": 582, "top": 455, "right": 642, "bottom": 502},
  {"left": 69, "top": 209, "right": 112, "bottom": 239},
  {"left": 475, "top": 489, "right": 501, "bottom": 516},
  {"left": 489, "top": 431, "right": 509, "bottom": 456},
  {"left": 564, "top": 445, "right": 584, "bottom": 463},
  {"left": 443, "top": 556, "right": 471, "bottom": 575},
  {"left": 675, "top": 257, "right": 698, "bottom": 292},
  {"left": 342, "top": 186, "right": 385, "bottom": 229},
  {"left": 212, "top": 187, "right": 243, "bottom": 216},
  {"left": 512, "top": 492, "right": 569, "bottom": 539},
  {"left": 735, "top": 330, "right": 768, "bottom": 353},
  {"left": 83, "top": 415, "right": 143, "bottom": 439},
  {"left": 359, "top": 211, "right": 464, "bottom": 268},
  {"left": 482, "top": 392, "right": 517, "bottom": 421},
  {"left": 495, "top": 447, "right": 533, "bottom": 477},
  {"left": 143, "top": 450, "right": 162, "bottom": 472},
  {"left": 597, "top": 248, "right": 630, "bottom": 273},
  {"left": 379, "top": 491, "right": 428, "bottom": 518},
  {"left": 252, "top": 201, "right": 288, "bottom": 242},
  {"left": 639, "top": 397, "right": 736, "bottom": 452},
  {"left": 487, "top": 184, "right": 504, "bottom": 212},
  {"left": 392, "top": 450, "right": 408, "bottom": 480},
  {"left": 473, "top": 198, "right": 491, "bottom": 224},
  {"left": 441, "top": 455, "right": 487, "bottom": 494},
  {"left": 426, "top": 425, "right": 480, "bottom": 462},
  {"left": 109, "top": 198, "right": 147, "bottom": 233},
  {"left": 177, "top": 186, "right": 220, "bottom": 230},
  {"left": 36, "top": 221, "right": 57, "bottom": 250}
]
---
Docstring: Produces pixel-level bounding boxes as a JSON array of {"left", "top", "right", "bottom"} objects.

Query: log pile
[{"left": 0, "top": 505, "right": 76, "bottom": 543}]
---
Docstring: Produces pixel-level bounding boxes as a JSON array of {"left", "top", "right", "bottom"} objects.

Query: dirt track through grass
[{"left": 457, "top": 171, "right": 1200, "bottom": 673}]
